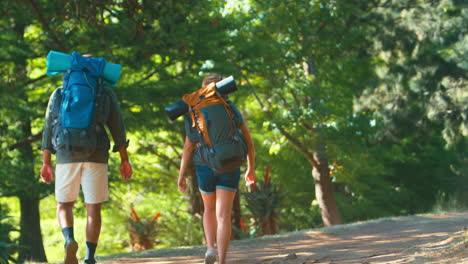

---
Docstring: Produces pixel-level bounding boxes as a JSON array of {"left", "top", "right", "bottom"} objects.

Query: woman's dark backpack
[{"left": 183, "top": 82, "right": 247, "bottom": 173}]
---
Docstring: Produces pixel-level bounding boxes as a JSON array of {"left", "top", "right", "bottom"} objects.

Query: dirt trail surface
[{"left": 101, "top": 212, "right": 468, "bottom": 264}]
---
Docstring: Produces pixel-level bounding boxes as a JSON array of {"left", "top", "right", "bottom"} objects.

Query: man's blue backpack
[{"left": 51, "top": 53, "right": 107, "bottom": 159}]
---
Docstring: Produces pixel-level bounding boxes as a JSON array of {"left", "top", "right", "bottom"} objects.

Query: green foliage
[
  {"left": 0, "top": 0, "right": 466, "bottom": 259},
  {"left": 244, "top": 183, "right": 284, "bottom": 222},
  {"left": 356, "top": 0, "right": 467, "bottom": 148},
  {"left": 249, "top": 142, "right": 319, "bottom": 230},
  {"left": 280, "top": 201, "right": 323, "bottom": 231},
  {"left": 0, "top": 216, "right": 17, "bottom": 264},
  {"left": 243, "top": 180, "right": 285, "bottom": 235},
  {"left": 432, "top": 191, "right": 468, "bottom": 213}
]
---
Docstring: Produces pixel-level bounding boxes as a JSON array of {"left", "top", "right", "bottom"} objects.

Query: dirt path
[{"left": 101, "top": 212, "right": 468, "bottom": 264}]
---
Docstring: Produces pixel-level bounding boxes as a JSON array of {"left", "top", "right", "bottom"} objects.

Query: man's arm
[
  {"left": 105, "top": 87, "right": 132, "bottom": 181},
  {"left": 40, "top": 89, "right": 60, "bottom": 153},
  {"left": 40, "top": 149, "right": 54, "bottom": 184},
  {"left": 106, "top": 87, "right": 129, "bottom": 153},
  {"left": 40, "top": 90, "right": 60, "bottom": 184}
]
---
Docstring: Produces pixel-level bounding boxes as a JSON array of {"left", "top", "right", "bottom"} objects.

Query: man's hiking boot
[
  {"left": 204, "top": 248, "right": 217, "bottom": 264},
  {"left": 64, "top": 240, "right": 79, "bottom": 264},
  {"left": 83, "top": 259, "right": 96, "bottom": 264}
]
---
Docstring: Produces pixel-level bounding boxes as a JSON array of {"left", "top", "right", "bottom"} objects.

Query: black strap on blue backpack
[{"left": 52, "top": 61, "right": 105, "bottom": 159}]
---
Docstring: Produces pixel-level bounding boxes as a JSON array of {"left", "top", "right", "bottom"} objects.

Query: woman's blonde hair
[{"left": 202, "top": 73, "right": 223, "bottom": 87}]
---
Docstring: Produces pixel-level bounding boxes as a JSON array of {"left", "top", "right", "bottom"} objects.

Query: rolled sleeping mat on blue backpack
[
  {"left": 165, "top": 76, "right": 238, "bottom": 121},
  {"left": 46, "top": 51, "right": 72, "bottom": 76},
  {"left": 46, "top": 50, "right": 122, "bottom": 86}
]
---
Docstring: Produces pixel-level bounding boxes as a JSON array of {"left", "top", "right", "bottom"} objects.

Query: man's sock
[
  {"left": 61, "top": 226, "right": 75, "bottom": 246},
  {"left": 85, "top": 241, "right": 98, "bottom": 263}
]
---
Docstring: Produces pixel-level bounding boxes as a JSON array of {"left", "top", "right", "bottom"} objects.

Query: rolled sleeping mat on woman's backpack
[
  {"left": 165, "top": 99, "right": 189, "bottom": 121},
  {"left": 164, "top": 76, "right": 238, "bottom": 121},
  {"left": 214, "top": 76, "right": 237, "bottom": 95},
  {"left": 46, "top": 50, "right": 122, "bottom": 86}
]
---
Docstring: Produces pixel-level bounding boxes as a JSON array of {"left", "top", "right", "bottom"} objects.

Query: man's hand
[
  {"left": 178, "top": 176, "right": 187, "bottom": 194},
  {"left": 40, "top": 163, "right": 54, "bottom": 184},
  {"left": 120, "top": 160, "right": 132, "bottom": 182}
]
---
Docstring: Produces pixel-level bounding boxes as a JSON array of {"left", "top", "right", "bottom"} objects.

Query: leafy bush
[
  {"left": 0, "top": 216, "right": 17, "bottom": 264},
  {"left": 432, "top": 191, "right": 468, "bottom": 213}
]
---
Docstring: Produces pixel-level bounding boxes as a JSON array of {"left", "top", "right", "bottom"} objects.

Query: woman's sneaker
[{"left": 204, "top": 248, "right": 217, "bottom": 264}]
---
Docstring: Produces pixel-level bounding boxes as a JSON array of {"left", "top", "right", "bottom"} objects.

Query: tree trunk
[
  {"left": 303, "top": 53, "right": 341, "bottom": 226},
  {"left": 18, "top": 196, "right": 47, "bottom": 263},
  {"left": 312, "top": 146, "right": 342, "bottom": 226},
  {"left": 269, "top": 211, "right": 278, "bottom": 234},
  {"left": 243, "top": 50, "right": 342, "bottom": 228},
  {"left": 16, "top": 117, "right": 48, "bottom": 263},
  {"left": 260, "top": 211, "right": 278, "bottom": 236},
  {"left": 13, "top": 19, "right": 48, "bottom": 260},
  {"left": 186, "top": 164, "right": 203, "bottom": 217}
]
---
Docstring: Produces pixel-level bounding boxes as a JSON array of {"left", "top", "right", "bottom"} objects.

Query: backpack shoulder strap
[
  {"left": 52, "top": 86, "right": 63, "bottom": 112},
  {"left": 182, "top": 82, "right": 217, "bottom": 108},
  {"left": 219, "top": 97, "right": 236, "bottom": 137},
  {"left": 46, "top": 86, "right": 63, "bottom": 126}
]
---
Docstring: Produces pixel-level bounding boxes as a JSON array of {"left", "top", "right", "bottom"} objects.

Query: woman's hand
[
  {"left": 245, "top": 168, "right": 256, "bottom": 186},
  {"left": 178, "top": 176, "right": 187, "bottom": 194}
]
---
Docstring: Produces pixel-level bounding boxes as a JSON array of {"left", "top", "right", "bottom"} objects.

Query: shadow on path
[{"left": 101, "top": 212, "right": 468, "bottom": 264}]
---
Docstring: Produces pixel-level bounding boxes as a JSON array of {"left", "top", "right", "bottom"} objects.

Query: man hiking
[{"left": 40, "top": 52, "right": 132, "bottom": 264}]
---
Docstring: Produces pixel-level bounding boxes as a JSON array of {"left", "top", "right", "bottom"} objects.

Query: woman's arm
[
  {"left": 178, "top": 136, "right": 196, "bottom": 193},
  {"left": 240, "top": 123, "right": 256, "bottom": 186}
]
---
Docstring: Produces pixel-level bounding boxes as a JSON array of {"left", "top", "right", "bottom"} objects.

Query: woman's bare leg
[
  {"left": 201, "top": 193, "right": 217, "bottom": 250},
  {"left": 215, "top": 189, "right": 236, "bottom": 264}
]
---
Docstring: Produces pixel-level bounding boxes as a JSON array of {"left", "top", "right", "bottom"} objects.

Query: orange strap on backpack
[{"left": 182, "top": 82, "right": 235, "bottom": 147}]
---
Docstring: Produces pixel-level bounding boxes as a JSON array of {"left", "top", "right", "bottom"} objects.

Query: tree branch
[
  {"left": 238, "top": 70, "right": 319, "bottom": 168},
  {"left": 301, "top": 121, "right": 316, "bottom": 134},
  {"left": 0, "top": 6, "right": 11, "bottom": 18},
  {"left": 275, "top": 123, "right": 318, "bottom": 168},
  {"left": 141, "top": 144, "right": 180, "bottom": 170},
  {"left": 8, "top": 132, "right": 42, "bottom": 150},
  {"left": 92, "top": 6, "right": 117, "bottom": 62},
  {"left": 27, "top": 0, "right": 65, "bottom": 50},
  {"left": 277, "top": 92, "right": 293, "bottom": 111},
  {"left": 23, "top": 74, "right": 47, "bottom": 86},
  {"left": 138, "top": 69, "right": 159, "bottom": 84}
]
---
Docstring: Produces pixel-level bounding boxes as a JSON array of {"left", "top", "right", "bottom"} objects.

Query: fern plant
[
  {"left": 244, "top": 165, "right": 285, "bottom": 236},
  {"left": 127, "top": 208, "right": 161, "bottom": 251}
]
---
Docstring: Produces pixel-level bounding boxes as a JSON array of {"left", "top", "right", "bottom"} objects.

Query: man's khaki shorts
[{"left": 55, "top": 162, "right": 108, "bottom": 204}]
